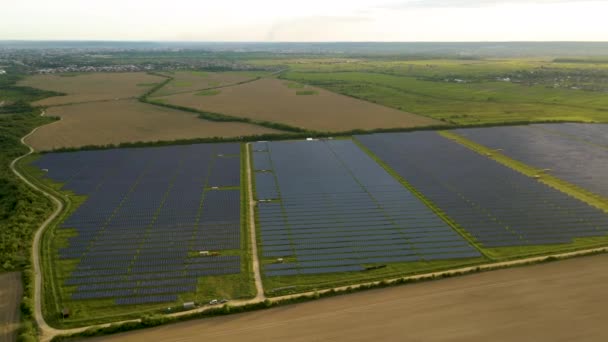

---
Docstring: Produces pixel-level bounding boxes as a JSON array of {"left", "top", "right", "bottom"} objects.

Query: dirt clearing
[
  {"left": 0, "top": 272, "right": 22, "bottom": 342},
  {"left": 151, "top": 71, "right": 266, "bottom": 96},
  {"left": 95, "top": 254, "right": 608, "bottom": 342},
  {"left": 26, "top": 100, "right": 282, "bottom": 151},
  {"left": 156, "top": 78, "right": 439, "bottom": 132},
  {"left": 18, "top": 73, "right": 163, "bottom": 106}
]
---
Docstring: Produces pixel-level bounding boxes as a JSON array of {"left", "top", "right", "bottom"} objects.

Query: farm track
[{"left": 245, "top": 143, "right": 266, "bottom": 301}]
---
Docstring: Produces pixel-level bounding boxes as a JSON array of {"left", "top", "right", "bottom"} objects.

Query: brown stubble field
[
  {"left": 94, "top": 253, "right": 608, "bottom": 342},
  {"left": 0, "top": 272, "right": 22, "bottom": 342},
  {"left": 18, "top": 73, "right": 163, "bottom": 106},
  {"left": 151, "top": 71, "right": 265, "bottom": 96},
  {"left": 156, "top": 78, "right": 440, "bottom": 132},
  {"left": 26, "top": 100, "right": 282, "bottom": 151}
]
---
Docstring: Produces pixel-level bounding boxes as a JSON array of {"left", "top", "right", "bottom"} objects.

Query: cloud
[{"left": 380, "top": 0, "right": 598, "bottom": 9}]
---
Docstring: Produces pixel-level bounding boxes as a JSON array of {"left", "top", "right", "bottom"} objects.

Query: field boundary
[
  {"left": 43, "top": 120, "right": 583, "bottom": 154},
  {"left": 140, "top": 73, "right": 308, "bottom": 133}
]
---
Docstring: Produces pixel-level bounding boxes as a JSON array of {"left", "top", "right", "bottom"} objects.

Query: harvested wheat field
[
  {"left": 96, "top": 254, "right": 608, "bottom": 342},
  {"left": 156, "top": 78, "right": 439, "bottom": 132},
  {"left": 18, "top": 73, "right": 163, "bottom": 106},
  {"left": 26, "top": 100, "right": 282, "bottom": 150},
  {"left": 152, "top": 71, "right": 266, "bottom": 96},
  {"left": 0, "top": 272, "right": 22, "bottom": 342}
]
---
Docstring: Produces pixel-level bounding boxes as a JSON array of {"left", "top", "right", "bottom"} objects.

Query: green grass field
[
  {"left": 281, "top": 71, "right": 608, "bottom": 124},
  {"left": 240, "top": 57, "right": 608, "bottom": 125}
]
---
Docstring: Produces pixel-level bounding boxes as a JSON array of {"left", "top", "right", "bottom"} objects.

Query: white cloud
[
  {"left": 0, "top": 0, "right": 606, "bottom": 41},
  {"left": 380, "top": 0, "right": 603, "bottom": 9}
]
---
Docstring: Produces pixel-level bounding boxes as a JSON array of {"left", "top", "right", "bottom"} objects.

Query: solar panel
[
  {"left": 455, "top": 124, "right": 608, "bottom": 199},
  {"left": 33, "top": 143, "right": 244, "bottom": 304},
  {"left": 357, "top": 131, "right": 608, "bottom": 247},
  {"left": 254, "top": 139, "right": 480, "bottom": 276}
]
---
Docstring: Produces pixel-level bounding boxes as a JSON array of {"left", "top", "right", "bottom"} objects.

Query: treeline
[
  {"left": 44, "top": 119, "right": 585, "bottom": 154},
  {"left": 1, "top": 69, "right": 64, "bottom": 108}
]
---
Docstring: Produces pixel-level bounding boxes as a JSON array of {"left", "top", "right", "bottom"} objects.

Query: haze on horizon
[{"left": 2, "top": 0, "right": 607, "bottom": 42}]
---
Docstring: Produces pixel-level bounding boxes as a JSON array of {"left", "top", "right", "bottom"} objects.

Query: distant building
[{"left": 0, "top": 70, "right": 6, "bottom": 75}]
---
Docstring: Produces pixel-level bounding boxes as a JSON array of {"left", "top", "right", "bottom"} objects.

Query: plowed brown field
[
  {"left": 94, "top": 253, "right": 608, "bottom": 342},
  {"left": 26, "top": 100, "right": 282, "bottom": 151},
  {"left": 18, "top": 73, "right": 163, "bottom": 106},
  {"left": 0, "top": 272, "right": 22, "bottom": 342},
  {"left": 157, "top": 78, "right": 440, "bottom": 132}
]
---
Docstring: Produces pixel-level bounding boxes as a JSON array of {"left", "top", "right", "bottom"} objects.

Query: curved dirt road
[
  {"left": 9, "top": 111, "right": 69, "bottom": 339},
  {"left": 92, "top": 253, "right": 608, "bottom": 342}
]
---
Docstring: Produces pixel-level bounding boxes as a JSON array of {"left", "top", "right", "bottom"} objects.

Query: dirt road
[
  {"left": 245, "top": 143, "right": 265, "bottom": 301},
  {"left": 91, "top": 253, "right": 608, "bottom": 342},
  {"left": 0, "top": 272, "right": 23, "bottom": 342}
]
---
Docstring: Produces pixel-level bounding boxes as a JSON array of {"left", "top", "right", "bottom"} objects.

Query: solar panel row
[
  {"left": 34, "top": 143, "right": 243, "bottom": 305},
  {"left": 356, "top": 131, "right": 608, "bottom": 247},
  {"left": 455, "top": 124, "right": 608, "bottom": 199},
  {"left": 254, "top": 139, "right": 480, "bottom": 276}
]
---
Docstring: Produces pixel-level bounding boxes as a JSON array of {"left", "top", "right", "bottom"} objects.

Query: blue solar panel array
[
  {"left": 32, "top": 143, "right": 242, "bottom": 305},
  {"left": 357, "top": 132, "right": 608, "bottom": 247},
  {"left": 535, "top": 123, "right": 608, "bottom": 147},
  {"left": 454, "top": 124, "right": 608, "bottom": 199},
  {"left": 254, "top": 139, "right": 480, "bottom": 276}
]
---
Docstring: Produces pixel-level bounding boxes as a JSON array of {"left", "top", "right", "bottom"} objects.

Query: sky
[{"left": 1, "top": 0, "right": 607, "bottom": 41}]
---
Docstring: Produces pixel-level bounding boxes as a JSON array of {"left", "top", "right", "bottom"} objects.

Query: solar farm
[
  {"left": 454, "top": 124, "right": 608, "bottom": 199},
  {"left": 357, "top": 132, "right": 608, "bottom": 248},
  {"left": 28, "top": 123, "right": 608, "bottom": 322},
  {"left": 253, "top": 140, "right": 480, "bottom": 280},
  {"left": 32, "top": 143, "right": 251, "bottom": 320}
]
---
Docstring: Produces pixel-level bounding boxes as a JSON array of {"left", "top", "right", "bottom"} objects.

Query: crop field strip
[
  {"left": 253, "top": 140, "right": 480, "bottom": 277},
  {"left": 32, "top": 143, "right": 242, "bottom": 306},
  {"left": 356, "top": 132, "right": 608, "bottom": 247},
  {"left": 454, "top": 124, "right": 608, "bottom": 199}
]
